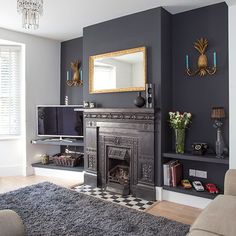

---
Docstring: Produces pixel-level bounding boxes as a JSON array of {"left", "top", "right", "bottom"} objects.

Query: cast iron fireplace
[{"left": 84, "top": 108, "right": 155, "bottom": 200}]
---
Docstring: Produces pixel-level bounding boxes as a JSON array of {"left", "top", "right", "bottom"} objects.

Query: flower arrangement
[
  {"left": 169, "top": 111, "right": 192, "bottom": 154},
  {"left": 169, "top": 111, "right": 192, "bottom": 130}
]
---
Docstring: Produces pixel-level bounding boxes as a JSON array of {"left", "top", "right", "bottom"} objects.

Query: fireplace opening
[{"left": 106, "top": 147, "right": 130, "bottom": 195}]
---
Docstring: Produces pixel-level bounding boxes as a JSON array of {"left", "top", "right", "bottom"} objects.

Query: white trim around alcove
[
  {"left": 155, "top": 187, "right": 212, "bottom": 209},
  {"left": 34, "top": 167, "right": 84, "bottom": 182}
]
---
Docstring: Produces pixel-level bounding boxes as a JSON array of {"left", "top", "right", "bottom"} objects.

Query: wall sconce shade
[{"left": 211, "top": 107, "right": 225, "bottom": 119}]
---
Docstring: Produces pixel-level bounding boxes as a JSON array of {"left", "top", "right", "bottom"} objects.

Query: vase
[
  {"left": 215, "top": 127, "right": 224, "bottom": 158},
  {"left": 134, "top": 92, "right": 145, "bottom": 108},
  {"left": 175, "top": 129, "right": 185, "bottom": 154}
]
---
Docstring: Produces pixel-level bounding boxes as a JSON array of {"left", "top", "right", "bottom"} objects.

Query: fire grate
[{"left": 107, "top": 165, "right": 130, "bottom": 195}]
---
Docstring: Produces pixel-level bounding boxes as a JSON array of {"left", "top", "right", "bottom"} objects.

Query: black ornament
[{"left": 134, "top": 92, "right": 145, "bottom": 108}]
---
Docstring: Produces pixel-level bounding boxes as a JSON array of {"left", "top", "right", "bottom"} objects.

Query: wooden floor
[
  {"left": 0, "top": 175, "right": 201, "bottom": 225},
  {"left": 0, "top": 176, "right": 81, "bottom": 194}
]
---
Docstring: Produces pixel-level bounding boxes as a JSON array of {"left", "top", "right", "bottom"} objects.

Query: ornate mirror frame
[{"left": 89, "top": 46, "right": 147, "bottom": 94}]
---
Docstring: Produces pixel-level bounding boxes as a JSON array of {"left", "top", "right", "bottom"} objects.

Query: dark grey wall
[
  {"left": 60, "top": 3, "right": 229, "bottom": 188},
  {"left": 82, "top": 8, "right": 173, "bottom": 186},
  {"left": 157, "top": 9, "right": 173, "bottom": 186},
  {"left": 61, "top": 37, "right": 83, "bottom": 105},
  {"left": 83, "top": 8, "right": 164, "bottom": 108},
  {"left": 172, "top": 2, "right": 229, "bottom": 151}
]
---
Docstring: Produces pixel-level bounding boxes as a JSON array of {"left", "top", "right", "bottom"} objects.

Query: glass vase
[
  {"left": 175, "top": 129, "right": 185, "bottom": 154},
  {"left": 216, "top": 127, "right": 224, "bottom": 158}
]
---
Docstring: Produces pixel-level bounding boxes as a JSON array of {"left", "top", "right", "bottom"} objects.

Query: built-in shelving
[
  {"left": 163, "top": 185, "right": 220, "bottom": 200},
  {"left": 163, "top": 152, "right": 229, "bottom": 165},
  {"left": 32, "top": 161, "right": 84, "bottom": 172},
  {"left": 31, "top": 138, "right": 84, "bottom": 147}
]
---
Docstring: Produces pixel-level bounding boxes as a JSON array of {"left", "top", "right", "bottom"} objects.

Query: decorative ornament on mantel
[
  {"left": 134, "top": 92, "right": 145, "bottom": 108},
  {"left": 185, "top": 38, "right": 217, "bottom": 77},
  {"left": 17, "top": 0, "right": 43, "bottom": 30},
  {"left": 66, "top": 61, "right": 83, "bottom": 87}
]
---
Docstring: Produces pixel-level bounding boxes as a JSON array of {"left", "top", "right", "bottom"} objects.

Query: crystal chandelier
[{"left": 17, "top": 0, "right": 43, "bottom": 30}]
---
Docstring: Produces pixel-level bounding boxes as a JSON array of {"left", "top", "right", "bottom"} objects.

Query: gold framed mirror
[{"left": 89, "top": 46, "right": 147, "bottom": 94}]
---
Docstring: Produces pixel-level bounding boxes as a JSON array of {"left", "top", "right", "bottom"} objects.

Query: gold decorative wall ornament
[
  {"left": 186, "top": 38, "right": 217, "bottom": 77},
  {"left": 66, "top": 60, "right": 83, "bottom": 86}
]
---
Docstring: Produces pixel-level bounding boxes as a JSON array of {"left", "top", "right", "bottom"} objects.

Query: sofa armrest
[
  {"left": 224, "top": 169, "right": 236, "bottom": 196},
  {"left": 0, "top": 210, "right": 25, "bottom": 236}
]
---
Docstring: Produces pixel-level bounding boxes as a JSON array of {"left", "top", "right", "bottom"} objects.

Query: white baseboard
[
  {"left": 24, "top": 166, "right": 34, "bottom": 176},
  {"left": 155, "top": 186, "right": 163, "bottom": 201},
  {"left": 156, "top": 187, "right": 212, "bottom": 209},
  {"left": 0, "top": 165, "right": 24, "bottom": 176},
  {"left": 34, "top": 167, "right": 84, "bottom": 181}
]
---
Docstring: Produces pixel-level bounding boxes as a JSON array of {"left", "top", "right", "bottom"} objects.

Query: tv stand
[
  {"left": 31, "top": 137, "right": 84, "bottom": 147},
  {"left": 46, "top": 137, "right": 74, "bottom": 143}
]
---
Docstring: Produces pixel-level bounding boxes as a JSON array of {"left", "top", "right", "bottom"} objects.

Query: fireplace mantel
[
  {"left": 84, "top": 108, "right": 155, "bottom": 200},
  {"left": 84, "top": 108, "right": 154, "bottom": 121}
]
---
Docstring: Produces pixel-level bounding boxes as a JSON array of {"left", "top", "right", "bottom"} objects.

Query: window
[{"left": 0, "top": 45, "right": 22, "bottom": 136}]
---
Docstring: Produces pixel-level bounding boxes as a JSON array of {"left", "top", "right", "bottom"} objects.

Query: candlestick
[
  {"left": 65, "top": 96, "right": 69, "bottom": 105},
  {"left": 186, "top": 55, "right": 189, "bottom": 70},
  {"left": 213, "top": 52, "right": 217, "bottom": 67},
  {"left": 80, "top": 69, "right": 83, "bottom": 82}
]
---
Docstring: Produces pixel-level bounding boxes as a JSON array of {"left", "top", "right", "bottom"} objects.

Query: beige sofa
[
  {"left": 0, "top": 210, "right": 25, "bottom": 236},
  {"left": 188, "top": 169, "right": 236, "bottom": 236}
]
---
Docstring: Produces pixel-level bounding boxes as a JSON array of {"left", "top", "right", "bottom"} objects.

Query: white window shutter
[{"left": 0, "top": 45, "right": 21, "bottom": 136}]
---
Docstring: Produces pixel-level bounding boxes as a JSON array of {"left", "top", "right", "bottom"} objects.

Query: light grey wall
[
  {"left": 228, "top": 3, "right": 236, "bottom": 168},
  {"left": 0, "top": 27, "right": 61, "bottom": 176}
]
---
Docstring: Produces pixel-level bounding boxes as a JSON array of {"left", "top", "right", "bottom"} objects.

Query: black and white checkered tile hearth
[{"left": 74, "top": 185, "right": 156, "bottom": 211}]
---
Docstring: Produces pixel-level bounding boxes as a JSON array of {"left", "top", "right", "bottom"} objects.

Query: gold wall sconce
[
  {"left": 66, "top": 60, "right": 83, "bottom": 86},
  {"left": 185, "top": 38, "right": 217, "bottom": 77}
]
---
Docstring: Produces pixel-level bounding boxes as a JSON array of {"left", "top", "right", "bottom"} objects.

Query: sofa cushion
[
  {"left": 188, "top": 229, "right": 221, "bottom": 236},
  {"left": 0, "top": 210, "right": 25, "bottom": 236},
  {"left": 190, "top": 195, "right": 236, "bottom": 236}
]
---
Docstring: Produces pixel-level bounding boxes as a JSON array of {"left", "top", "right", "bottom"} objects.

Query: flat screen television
[{"left": 37, "top": 105, "right": 83, "bottom": 138}]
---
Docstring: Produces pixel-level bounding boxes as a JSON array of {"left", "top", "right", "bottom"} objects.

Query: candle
[
  {"left": 186, "top": 55, "right": 189, "bottom": 70},
  {"left": 66, "top": 71, "right": 69, "bottom": 81},
  {"left": 213, "top": 52, "right": 217, "bottom": 67}
]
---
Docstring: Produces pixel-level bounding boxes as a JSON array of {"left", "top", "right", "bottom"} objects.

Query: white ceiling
[{"left": 0, "top": 0, "right": 225, "bottom": 41}]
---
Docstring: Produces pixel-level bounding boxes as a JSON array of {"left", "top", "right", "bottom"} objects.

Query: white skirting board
[
  {"left": 0, "top": 165, "right": 24, "bottom": 176},
  {"left": 34, "top": 167, "right": 84, "bottom": 182},
  {"left": 156, "top": 187, "right": 212, "bottom": 209}
]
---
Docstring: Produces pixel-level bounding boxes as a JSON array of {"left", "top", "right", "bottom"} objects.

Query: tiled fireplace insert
[{"left": 84, "top": 108, "right": 155, "bottom": 201}]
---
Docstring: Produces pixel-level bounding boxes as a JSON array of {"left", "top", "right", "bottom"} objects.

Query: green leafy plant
[{"left": 169, "top": 111, "right": 192, "bottom": 130}]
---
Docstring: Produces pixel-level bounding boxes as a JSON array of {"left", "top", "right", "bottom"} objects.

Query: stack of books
[{"left": 163, "top": 160, "right": 182, "bottom": 187}]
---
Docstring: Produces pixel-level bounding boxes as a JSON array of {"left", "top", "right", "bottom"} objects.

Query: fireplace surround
[{"left": 84, "top": 108, "right": 155, "bottom": 200}]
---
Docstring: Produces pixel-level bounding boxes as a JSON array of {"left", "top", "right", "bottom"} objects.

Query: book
[
  {"left": 170, "top": 163, "right": 183, "bottom": 187},
  {"left": 163, "top": 160, "right": 178, "bottom": 186}
]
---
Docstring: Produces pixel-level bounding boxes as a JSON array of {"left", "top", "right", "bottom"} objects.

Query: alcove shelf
[
  {"left": 31, "top": 138, "right": 84, "bottom": 147},
  {"left": 163, "top": 185, "right": 220, "bottom": 200},
  {"left": 162, "top": 152, "right": 229, "bottom": 199},
  {"left": 32, "top": 161, "right": 84, "bottom": 172},
  {"left": 163, "top": 152, "right": 229, "bottom": 165}
]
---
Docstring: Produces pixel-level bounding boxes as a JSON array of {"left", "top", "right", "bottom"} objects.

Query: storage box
[{"left": 52, "top": 153, "right": 83, "bottom": 167}]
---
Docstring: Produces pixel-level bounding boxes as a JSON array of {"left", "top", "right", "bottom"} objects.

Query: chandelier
[{"left": 17, "top": 0, "right": 43, "bottom": 30}]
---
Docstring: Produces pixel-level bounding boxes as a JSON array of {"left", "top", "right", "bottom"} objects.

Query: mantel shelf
[
  {"left": 31, "top": 138, "right": 84, "bottom": 147},
  {"left": 163, "top": 152, "right": 229, "bottom": 165}
]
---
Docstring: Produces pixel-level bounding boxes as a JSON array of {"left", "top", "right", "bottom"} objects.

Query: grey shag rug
[{"left": 0, "top": 182, "right": 190, "bottom": 236}]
